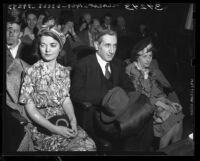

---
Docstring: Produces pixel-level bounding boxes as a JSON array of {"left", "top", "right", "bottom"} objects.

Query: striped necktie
[{"left": 105, "top": 63, "right": 111, "bottom": 79}]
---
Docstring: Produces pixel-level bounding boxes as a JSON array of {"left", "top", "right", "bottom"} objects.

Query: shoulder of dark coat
[
  {"left": 112, "top": 57, "right": 126, "bottom": 67},
  {"left": 77, "top": 54, "right": 96, "bottom": 65}
]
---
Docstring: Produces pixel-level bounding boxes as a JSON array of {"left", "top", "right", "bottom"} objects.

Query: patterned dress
[
  {"left": 126, "top": 61, "right": 184, "bottom": 137},
  {"left": 19, "top": 60, "right": 96, "bottom": 151}
]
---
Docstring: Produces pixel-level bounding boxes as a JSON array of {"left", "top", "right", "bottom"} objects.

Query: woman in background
[
  {"left": 36, "top": 10, "right": 49, "bottom": 31},
  {"left": 21, "top": 9, "right": 38, "bottom": 45}
]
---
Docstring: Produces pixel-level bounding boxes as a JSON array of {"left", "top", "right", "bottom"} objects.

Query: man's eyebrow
[
  {"left": 7, "top": 26, "right": 14, "bottom": 30},
  {"left": 146, "top": 47, "right": 153, "bottom": 53},
  {"left": 104, "top": 42, "right": 117, "bottom": 45}
]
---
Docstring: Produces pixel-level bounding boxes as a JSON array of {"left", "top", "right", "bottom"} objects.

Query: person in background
[
  {"left": 57, "top": 17, "right": 83, "bottom": 68},
  {"left": 9, "top": 8, "right": 25, "bottom": 22},
  {"left": 61, "top": 18, "right": 83, "bottom": 48},
  {"left": 78, "top": 13, "right": 92, "bottom": 32},
  {"left": 36, "top": 10, "right": 49, "bottom": 31},
  {"left": 114, "top": 16, "right": 127, "bottom": 37},
  {"left": 78, "top": 18, "right": 103, "bottom": 48},
  {"left": 7, "top": 16, "right": 37, "bottom": 66},
  {"left": 42, "top": 15, "right": 57, "bottom": 27},
  {"left": 21, "top": 9, "right": 38, "bottom": 46},
  {"left": 7, "top": 16, "right": 24, "bottom": 67},
  {"left": 101, "top": 13, "right": 114, "bottom": 31},
  {"left": 126, "top": 37, "right": 184, "bottom": 149},
  {"left": 19, "top": 25, "right": 96, "bottom": 151}
]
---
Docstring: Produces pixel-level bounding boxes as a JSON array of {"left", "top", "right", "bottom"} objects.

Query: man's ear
[
  {"left": 94, "top": 41, "right": 99, "bottom": 51},
  {"left": 19, "top": 32, "right": 23, "bottom": 38}
]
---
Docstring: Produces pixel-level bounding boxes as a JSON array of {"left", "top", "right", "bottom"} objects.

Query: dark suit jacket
[{"left": 70, "top": 54, "right": 135, "bottom": 106}]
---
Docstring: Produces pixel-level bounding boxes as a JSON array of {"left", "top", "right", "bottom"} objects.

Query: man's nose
[{"left": 109, "top": 46, "right": 115, "bottom": 53}]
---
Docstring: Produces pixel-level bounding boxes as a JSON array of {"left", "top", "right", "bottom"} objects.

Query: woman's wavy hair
[{"left": 33, "top": 24, "right": 65, "bottom": 60}]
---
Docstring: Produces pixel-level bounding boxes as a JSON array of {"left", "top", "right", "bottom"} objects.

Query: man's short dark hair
[
  {"left": 43, "top": 15, "right": 57, "bottom": 25},
  {"left": 94, "top": 29, "right": 117, "bottom": 43},
  {"left": 7, "top": 16, "right": 22, "bottom": 29}
]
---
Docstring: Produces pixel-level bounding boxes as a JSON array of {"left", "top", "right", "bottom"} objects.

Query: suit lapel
[
  {"left": 93, "top": 54, "right": 104, "bottom": 76},
  {"left": 92, "top": 55, "right": 106, "bottom": 84},
  {"left": 7, "top": 47, "right": 14, "bottom": 69},
  {"left": 15, "top": 43, "right": 23, "bottom": 58}
]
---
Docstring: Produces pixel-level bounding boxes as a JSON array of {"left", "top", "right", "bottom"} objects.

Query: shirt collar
[
  {"left": 7, "top": 39, "right": 21, "bottom": 50},
  {"left": 96, "top": 53, "right": 108, "bottom": 68},
  {"left": 7, "top": 39, "right": 21, "bottom": 58}
]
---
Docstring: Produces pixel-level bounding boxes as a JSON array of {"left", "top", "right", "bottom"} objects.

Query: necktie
[{"left": 105, "top": 63, "right": 111, "bottom": 79}]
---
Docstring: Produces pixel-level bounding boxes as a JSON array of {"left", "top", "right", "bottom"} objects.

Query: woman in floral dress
[
  {"left": 125, "top": 37, "right": 184, "bottom": 149},
  {"left": 19, "top": 24, "right": 96, "bottom": 151}
]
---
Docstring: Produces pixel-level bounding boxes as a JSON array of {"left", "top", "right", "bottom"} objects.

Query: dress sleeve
[
  {"left": 19, "top": 68, "right": 35, "bottom": 105},
  {"left": 59, "top": 67, "right": 71, "bottom": 105}
]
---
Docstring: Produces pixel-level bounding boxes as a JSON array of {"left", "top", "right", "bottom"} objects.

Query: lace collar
[{"left": 134, "top": 61, "right": 150, "bottom": 79}]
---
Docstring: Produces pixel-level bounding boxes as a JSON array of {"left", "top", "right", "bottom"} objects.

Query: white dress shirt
[
  {"left": 96, "top": 53, "right": 111, "bottom": 76},
  {"left": 7, "top": 39, "right": 21, "bottom": 59}
]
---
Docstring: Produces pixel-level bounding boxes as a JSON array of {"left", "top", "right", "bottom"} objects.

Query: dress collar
[{"left": 134, "top": 61, "right": 149, "bottom": 79}]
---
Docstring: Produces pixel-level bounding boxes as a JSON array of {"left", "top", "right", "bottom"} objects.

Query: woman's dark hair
[
  {"left": 38, "top": 10, "right": 49, "bottom": 18},
  {"left": 43, "top": 15, "right": 57, "bottom": 25},
  {"left": 130, "top": 37, "right": 155, "bottom": 62},
  {"left": 24, "top": 9, "right": 39, "bottom": 35},
  {"left": 37, "top": 31, "right": 61, "bottom": 48}
]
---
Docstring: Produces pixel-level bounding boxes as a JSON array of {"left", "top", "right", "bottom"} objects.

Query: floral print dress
[{"left": 19, "top": 60, "right": 96, "bottom": 151}]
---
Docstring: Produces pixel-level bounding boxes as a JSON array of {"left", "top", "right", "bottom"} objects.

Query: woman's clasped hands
[{"left": 53, "top": 120, "right": 77, "bottom": 138}]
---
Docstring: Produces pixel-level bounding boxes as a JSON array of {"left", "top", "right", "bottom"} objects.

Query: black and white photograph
[{"left": 2, "top": 3, "right": 195, "bottom": 157}]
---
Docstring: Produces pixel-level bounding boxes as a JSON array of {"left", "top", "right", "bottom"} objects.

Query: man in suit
[
  {"left": 7, "top": 16, "right": 37, "bottom": 67},
  {"left": 71, "top": 30, "right": 154, "bottom": 151},
  {"left": 5, "top": 15, "right": 32, "bottom": 152},
  {"left": 101, "top": 13, "right": 115, "bottom": 31}
]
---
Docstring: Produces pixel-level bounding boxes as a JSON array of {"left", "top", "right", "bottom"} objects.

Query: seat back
[{"left": 73, "top": 102, "right": 113, "bottom": 151}]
